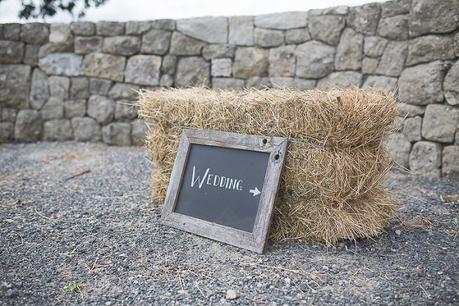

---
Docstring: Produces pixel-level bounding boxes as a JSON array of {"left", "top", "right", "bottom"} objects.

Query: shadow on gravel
[{"left": 1, "top": 142, "right": 458, "bottom": 305}]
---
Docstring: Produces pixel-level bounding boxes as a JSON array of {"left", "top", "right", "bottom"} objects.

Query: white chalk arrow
[{"left": 249, "top": 187, "right": 261, "bottom": 197}]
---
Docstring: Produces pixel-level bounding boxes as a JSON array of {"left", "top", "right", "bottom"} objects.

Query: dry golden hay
[{"left": 138, "top": 87, "right": 398, "bottom": 245}]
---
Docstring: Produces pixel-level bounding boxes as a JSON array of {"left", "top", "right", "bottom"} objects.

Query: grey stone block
[
  {"left": 409, "top": 141, "right": 441, "bottom": 177},
  {"left": 64, "top": 99, "right": 86, "bottom": 118},
  {"left": 270, "top": 77, "right": 315, "bottom": 90},
  {"left": 0, "top": 122, "right": 14, "bottom": 142},
  {"left": 41, "top": 98, "right": 64, "bottom": 120},
  {"left": 246, "top": 77, "right": 271, "bottom": 89},
  {"left": 296, "top": 41, "right": 335, "bottom": 79},
  {"left": 211, "top": 58, "right": 232, "bottom": 77},
  {"left": 254, "top": 28, "right": 283, "bottom": 47},
  {"left": 3, "top": 24, "right": 21, "bottom": 41},
  {"left": 233, "top": 47, "right": 269, "bottom": 79},
  {"left": 362, "top": 76, "right": 397, "bottom": 93},
  {"left": 202, "top": 44, "right": 235, "bottom": 60},
  {"left": 24, "top": 44, "right": 40, "bottom": 66},
  {"left": 309, "top": 15, "right": 345, "bottom": 45},
  {"left": 89, "top": 78, "right": 112, "bottom": 95},
  {"left": 170, "top": 32, "right": 205, "bottom": 55},
  {"left": 108, "top": 83, "right": 140, "bottom": 100},
  {"left": 269, "top": 45, "right": 296, "bottom": 77},
  {"left": 0, "top": 108, "right": 17, "bottom": 122},
  {"left": 347, "top": 3, "right": 381, "bottom": 34},
  {"left": 161, "top": 55, "right": 177, "bottom": 75},
  {"left": 81, "top": 53, "right": 125, "bottom": 82},
  {"left": 87, "top": 95, "right": 115, "bottom": 125},
  {"left": 422, "top": 104, "right": 459, "bottom": 143},
  {"left": 131, "top": 119, "right": 147, "bottom": 146},
  {"left": 70, "top": 22, "right": 96, "bottom": 36},
  {"left": 285, "top": 28, "right": 311, "bottom": 44},
  {"left": 21, "top": 23, "right": 49, "bottom": 44},
  {"left": 74, "top": 36, "right": 103, "bottom": 54},
  {"left": 29, "top": 69, "right": 49, "bottom": 110},
  {"left": 14, "top": 110, "right": 42, "bottom": 142},
  {"left": 409, "top": 0, "right": 459, "bottom": 36},
  {"left": 96, "top": 21, "right": 125, "bottom": 36},
  {"left": 70, "top": 77, "right": 89, "bottom": 99},
  {"left": 407, "top": 35, "right": 455, "bottom": 66},
  {"left": 363, "top": 36, "right": 387, "bottom": 58},
  {"left": 49, "top": 23, "right": 73, "bottom": 46},
  {"left": 175, "top": 57, "right": 210, "bottom": 87},
  {"left": 39, "top": 53, "right": 82, "bottom": 76},
  {"left": 102, "top": 122, "right": 131, "bottom": 146},
  {"left": 377, "top": 15, "right": 409, "bottom": 40},
  {"left": 177, "top": 17, "right": 228, "bottom": 43},
  {"left": 362, "top": 57, "right": 379, "bottom": 74},
  {"left": 103, "top": 36, "right": 141, "bottom": 55},
  {"left": 335, "top": 28, "right": 363, "bottom": 71},
  {"left": 115, "top": 100, "right": 138, "bottom": 120},
  {"left": 43, "top": 119, "right": 73, "bottom": 141},
  {"left": 375, "top": 41, "right": 407, "bottom": 77},
  {"left": 254, "top": 12, "right": 308, "bottom": 29},
  {"left": 386, "top": 133, "right": 411, "bottom": 168},
  {"left": 141, "top": 29, "right": 171, "bottom": 55},
  {"left": 160, "top": 74, "right": 174, "bottom": 87},
  {"left": 125, "top": 55, "right": 161, "bottom": 86},
  {"left": 0, "top": 65, "right": 31, "bottom": 108},
  {"left": 317, "top": 71, "right": 362, "bottom": 89},
  {"left": 402, "top": 116, "right": 422, "bottom": 142},
  {"left": 444, "top": 61, "right": 459, "bottom": 106},
  {"left": 49, "top": 76, "right": 70, "bottom": 100},
  {"left": 442, "top": 146, "right": 459, "bottom": 178},
  {"left": 0, "top": 40, "right": 24, "bottom": 64},
  {"left": 229, "top": 16, "right": 254, "bottom": 46},
  {"left": 71, "top": 117, "right": 101, "bottom": 142},
  {"left": 381, "top": 0, "right": 410, "bottom": 17},
  {"left": 398, "top": 61, "right": 444, "bottom": 105},
  {"left": 212, "top": 78, "right": 245, "bottom": 90},
  {"left": 397, "top": 103, "right": 425, "bottom": 118}
]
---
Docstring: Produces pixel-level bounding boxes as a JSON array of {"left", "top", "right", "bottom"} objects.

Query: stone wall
[{"left": 0, "top": 0, "right": 458, "bottom": 178}]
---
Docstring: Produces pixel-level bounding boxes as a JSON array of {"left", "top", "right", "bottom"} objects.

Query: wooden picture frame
[{"left": 161, "top": 129, "right": 288, "bottom": 253}]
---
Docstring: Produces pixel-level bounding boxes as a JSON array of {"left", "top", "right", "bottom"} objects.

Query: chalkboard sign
[{"left": 161, "top": 129, "right": 287, "bottom": 253}]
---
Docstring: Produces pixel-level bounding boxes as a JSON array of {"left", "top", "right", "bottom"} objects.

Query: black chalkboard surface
[
  {"left": 175, "top": 144, "right": 269, "bottom": 232},
  {"left": 161, "top": 129, "right": 287, "bottom": 253}
]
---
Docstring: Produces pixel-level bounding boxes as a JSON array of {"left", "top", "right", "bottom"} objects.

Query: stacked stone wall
[{"left": 0, "top": 0, "right": 458, "bottom": 177}]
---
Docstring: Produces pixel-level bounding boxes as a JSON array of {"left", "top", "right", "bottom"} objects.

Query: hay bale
[{"left": 139, "top": 88, "right": 398, "bottom": 244}]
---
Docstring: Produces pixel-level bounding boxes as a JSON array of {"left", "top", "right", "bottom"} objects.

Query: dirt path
[{"left": 1, "top": 142, "right": 457, "bottom": 305}]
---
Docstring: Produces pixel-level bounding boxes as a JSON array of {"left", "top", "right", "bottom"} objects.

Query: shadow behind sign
[{"left": 175, "top": 144, "right": 269, "bottom": 232}]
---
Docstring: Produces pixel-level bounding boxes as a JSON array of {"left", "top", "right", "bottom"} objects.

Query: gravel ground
[{"left": 1, "top": 142, "right": 458, "bottom": 305}]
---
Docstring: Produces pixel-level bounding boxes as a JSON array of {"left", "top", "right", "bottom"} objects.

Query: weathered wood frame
[{"left": 161, "top": 129, "right": 288, "bottom": 254}]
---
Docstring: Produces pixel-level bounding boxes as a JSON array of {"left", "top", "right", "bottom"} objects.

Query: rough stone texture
[
  {"left": 21, "top": 23, "right": 49, "bottom": 44},
  {"left": 24, "top": 44, "right": 40, "bottom": 66},
  {"left": 43, "top": 119, "right": 73, "bottom": 141},
  {"left": 296, "top": 41, "right": 335, "bottom": 79},
  {"left": 48, "top": 76, "right": 69, "bottom": 100},
  {"left": 285, "top": 29, "right": 311, "bottom": 44},
  {"left": 364, "top": 36, "right": 387, "bottom": 58},
  {"left": 0, "top": 65, "right": 31, "bottom": 108},
  {"left": 347, "top": 3, "right": 381, "bottom": 35},
  {"left": 177, "top": 17, "right": 228, "bottom": 43},
  {"left": 141, "top": 29, "right": 171, "bottom": 55},
  {"left": 71, "top": 117, "right": 101, "bottom": 142},
  {"left": 161, "top": 55, "right": 177, "bottom": 75},
  {"left": 335, "top": 28, "right": 363, "bottom": 71},
  {"left": 3, "top": 24, "right": 21, "bottom": 41},
  {"left": 70, "top": 22, "right": 96, "bottom": 36},
  {"left": 202, "top": 44, "right": 235, "bottom": 60},
  {"left": 407, "top": 36, "right": 455, "bottom": 66},
  {"left": 422, "top": 105, "right": 459, "bottom": 143},
  {"left": 97, "top": 22, "right": 125, "bottom": 36},
  {"left": 39, "top": 53, "right": 81, "bottom": 76},
  {"left": 150, "top": 19, "right": 175, "bottom": 31},
  {"left": 398, "top": 103, "right": 425, "bottom": 118},
  {"left": 131, "top": 119, "right": 147, "bottom": 145},
  {"left": 41, "top": 97, "right": 64, "bottom": 120},
  {"left": 102, "top": 122, "right": 131, "bottom": 146},
  {"left": 211, "top": 58, "right": 232, "bottom": 77},
  {"left": 309, "top": 15, "right": 345, "bottom": 45},
  {"left": 269, "top": 45, "right": 296, "bottom": 77},
  {"left": 64, "top": 99, "right": 86, "bottom": 118},
  {"left": 309, "top": 6, "right": 349, "bottom": 16},
  {"left": 377, "top": 15, "right": 409, "bottom": 40},
  {"left": 0, "top": 41, "right": 24, "bottom": 64},
  {"left": 74, "top": 36, "right": 103, "bottom": 54},
  {"left": 402, "top": 116, "right": 422, "bottom": 142},
  {"left": 125, "top": 21, "right": 151, "bottom": 35},
  {"left": 375, "top": 41, "right": 407, "bottom": 77},
  {"left": 212, "top": 78, "right": 245, "bottom": 90},
  {"left": 175, "top": 57, "right": 210, "bottom": 87},
  {"left": 0, "top": 108, "right": 17, "bottom": 122},
  {"left": 29, "top": 69, "right": 49, "bottom": 110},
  {"left": 160, "top": 74, "right": 174, "bottom": 87},
  {"left": 70, "top": 77, "right": 89, "bottom": 99},
  {"left": 108, "top": 83, "right": 140, "bottom": 100},
  {"left": 442, "top": 146, "right": 459, "bottom": 178},
  {"left": 246, "top": 77, "right": 271, "bottom": 89},
  {"left": 386, "top": 133, "right": 411, "bottom": 168},
  {"left": 170, "top": 32, "right": 205, "bottom": 55},
  {"left": 125, "top": 55, "right": 161, "bottom": 86},
  {"left": 87, "top": 95, "right": 115, "bottom": 125},
  {"left": 229, "top": 16, "right": 254, "bottom": 46},
  {"left": 317, "top": 71, "right": 362, "bottom": 89},
  {"left": 103, "top": 36, "right": 141, "bottom": 55},
  {"left": 409, "top": 141, "right": 442, "bottom": 177},
  {"left": 81, "top": 53, "right": 125, "bottom": 82},
  {"left": 254, "top": 12, "right": 308, "bottom": 29},
  {"left": 444, "top": 61, "right": 459, "bottom": 106},
  {"left": 398, "top": 61, "right": 444, "bottom": 105},
  {"left": 115, "top": 100, "right": 138, "bottom": 120},
  {"left": 50, "top": 23, "right": 73, "bottom": 46},
  {"left": 89, "top": 78, "right": 112, "bottom": 95},
  {"left": 362, "top": 75, "right": 398, "bottom": 93},
  {"left": 14, "top": 110, "right": 42, "bottom": 142},
  {"left": 254, "top": 29, "right": 284, "bottom": 47},
  {"left": 0, "top": 122, "right": 14, "bottom": 142},
  {"left": 381, "top": 0, "right": 410, "bottom": 17},
  {"left": 270, "top": 77, "right": 315, "bottom": 90},
  {"left": 362, "top": 57, "right": 379, "bottom": 74},
  {"left": 409, "top": 0, "right": 459, "bottom": 36},
  {"left": 233, "top": 47, "right": 269, "bottom": 79}
]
